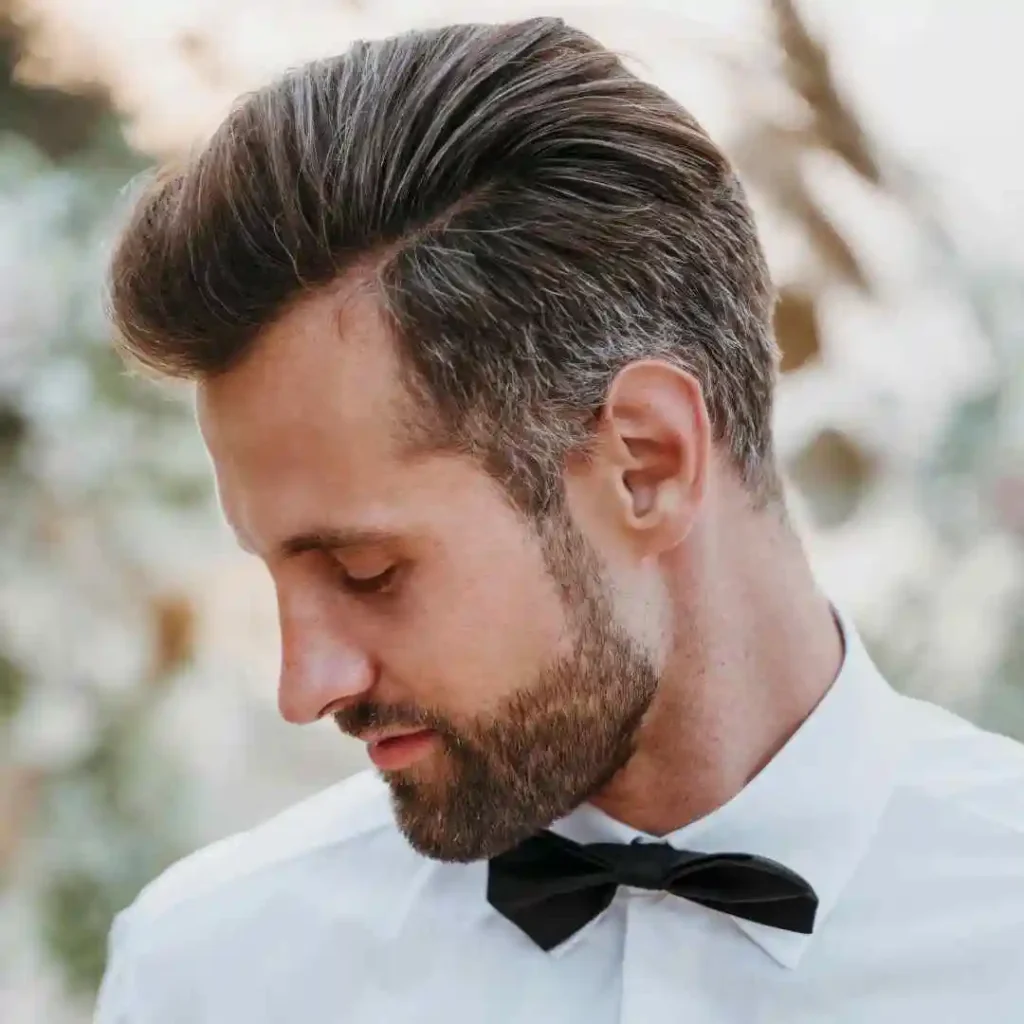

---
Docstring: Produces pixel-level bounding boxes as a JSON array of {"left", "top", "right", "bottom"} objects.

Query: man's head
[{"left": 107, "top": 18, "right": 782, "bottom": 860}]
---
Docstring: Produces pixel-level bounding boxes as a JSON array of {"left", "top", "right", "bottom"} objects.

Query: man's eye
[{"left": 335, "top": 564, "right": 400, "bottom": 596}]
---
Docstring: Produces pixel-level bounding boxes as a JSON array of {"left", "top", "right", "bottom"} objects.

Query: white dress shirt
[{"left": 95, "top": 613, "right": 1024, "bottom": 1023}]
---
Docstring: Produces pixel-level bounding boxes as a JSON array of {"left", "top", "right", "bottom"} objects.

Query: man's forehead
[
  {"left": 196, "top": 284, "right": 408, "bottom": 443},
  {"left": 191, "top": 286, "right": 416, "bottom": 552}
]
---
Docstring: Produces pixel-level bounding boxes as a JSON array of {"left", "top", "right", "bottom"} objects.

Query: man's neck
[{"left": 590, "top": 505, "right": 843, "bottom": 837}]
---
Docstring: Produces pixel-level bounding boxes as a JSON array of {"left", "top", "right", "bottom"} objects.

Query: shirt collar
[{"left": 548, "top": 606, "right": 905, "bottom": 969}]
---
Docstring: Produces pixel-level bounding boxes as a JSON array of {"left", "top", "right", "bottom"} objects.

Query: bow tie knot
[{"left": 590, "top": 839, "right": 692, "bottom": 891}]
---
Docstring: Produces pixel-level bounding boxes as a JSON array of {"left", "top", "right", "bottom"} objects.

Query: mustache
[{"left": 334, "top": 701, "right": 453, "bottom": 739}]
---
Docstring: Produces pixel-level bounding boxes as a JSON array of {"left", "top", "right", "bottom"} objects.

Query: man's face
[{"left": 197, "top": 283, "right": 659, "bottom": 861}]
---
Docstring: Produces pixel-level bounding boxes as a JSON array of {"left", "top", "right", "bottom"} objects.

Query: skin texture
[{"left": 197, "top": 274, "right": 843, "bottom": 861}]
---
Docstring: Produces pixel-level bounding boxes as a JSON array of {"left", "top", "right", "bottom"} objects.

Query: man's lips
[
  {"left": 362, "top": 728, "right": 439, "bottom": 771},
  {"left": 356, "top": 724, "right": 430, "bottom": 743}
]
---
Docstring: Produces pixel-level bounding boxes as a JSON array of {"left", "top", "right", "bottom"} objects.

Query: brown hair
[{"left": 107, "top": 17, "right": 781, "bottom": 515}]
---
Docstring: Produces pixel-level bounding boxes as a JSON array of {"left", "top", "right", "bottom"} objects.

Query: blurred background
[{"left": 1, "top": 0, "right": 1022, "bottom": 1019}]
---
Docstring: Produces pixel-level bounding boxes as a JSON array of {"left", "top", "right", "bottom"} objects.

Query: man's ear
[{"left": 585, "top": 359, "right": 710, "bottom": 553}]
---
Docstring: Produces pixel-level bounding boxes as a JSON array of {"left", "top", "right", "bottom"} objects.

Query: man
[{"left": 95, "top": 17, "right": 1024, "bottom": 1023}]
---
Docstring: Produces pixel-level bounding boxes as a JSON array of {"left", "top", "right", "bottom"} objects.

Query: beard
[{"left": 334, "top": 511, "right": 660, "bottom": 862}]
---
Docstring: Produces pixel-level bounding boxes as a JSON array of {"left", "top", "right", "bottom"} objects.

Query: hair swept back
[{"left": 107, "top": 16, "right": 782, "bottom": 514}]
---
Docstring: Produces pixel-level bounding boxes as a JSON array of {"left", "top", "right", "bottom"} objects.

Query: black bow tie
[{"left": 487, "top": 830, "right": 818, "bottom": 951}]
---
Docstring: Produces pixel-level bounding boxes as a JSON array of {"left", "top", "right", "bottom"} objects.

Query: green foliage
[
  {"left": 0, "top": 25, "right": 204, "bottom": 1006},
  {"left": 40, "top": 870, "right": 124, "bottom": 996},
  {"left": 0, "top": 648, "right": 26, "bottom": 722},
  {"left": 36, "top": 716, "right": 188, "bottom": 996}
]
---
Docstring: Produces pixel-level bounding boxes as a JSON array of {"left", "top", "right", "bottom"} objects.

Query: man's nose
[{"left": 277, "top": 607, "right": 374, "bottom": 725}]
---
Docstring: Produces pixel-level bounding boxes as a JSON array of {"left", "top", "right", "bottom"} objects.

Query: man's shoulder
[
  {"left": 858, "top": 693, "right": 1024, "bottom": 970},
  {"left": 95, "top": 772, "right": 438, "bottom": 1019},
  {"left": 125, "top": 769, "right": 402, "bottom": 930},
  {"left": 894, "top": 690, "right": 1024, "bottom": 839}
]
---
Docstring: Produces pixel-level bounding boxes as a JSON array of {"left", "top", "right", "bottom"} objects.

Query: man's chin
[
  {"left": 383, "top": 763, "right": 453, "bottom": 822},
  {"left": 393, "top": 817, "right": 523, "bottom": 863},
  {"left": 384, "top": 781, "right": 506, "bottom": 861}
]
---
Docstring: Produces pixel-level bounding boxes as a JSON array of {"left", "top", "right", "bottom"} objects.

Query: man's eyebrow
[
  {"left": 225, "top": 525, "right": 397, "bottom": 559},
  {"left": 277, "top": 527, "right": 397, "bottom": 559}
]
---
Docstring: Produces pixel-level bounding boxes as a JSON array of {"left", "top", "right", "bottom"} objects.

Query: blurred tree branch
[{"left": 0, "top": 11, "right": 112, "bottom": 159}]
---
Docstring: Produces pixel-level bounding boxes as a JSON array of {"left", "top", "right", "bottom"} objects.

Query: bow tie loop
[{"left": 488, "top": 831, "right": 819, "bottom": 951}]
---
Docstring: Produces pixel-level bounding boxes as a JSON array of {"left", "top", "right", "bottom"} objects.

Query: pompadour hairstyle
[{"left": 107, "top": 17, "right": 781, "bottom": 514}]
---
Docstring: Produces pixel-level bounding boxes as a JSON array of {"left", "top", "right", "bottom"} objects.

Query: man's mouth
[{"left": 363, "top": 728, "right": 439, "bottom": 771}]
